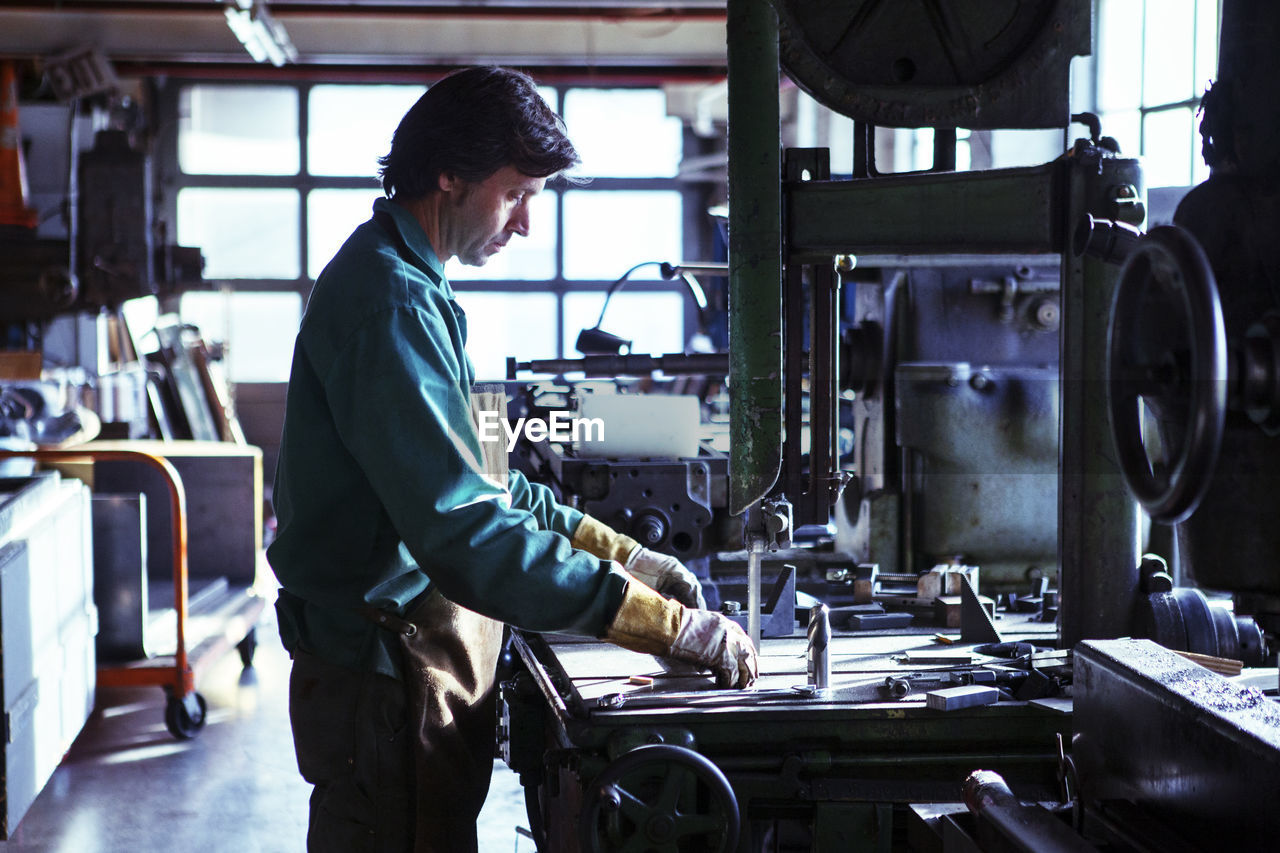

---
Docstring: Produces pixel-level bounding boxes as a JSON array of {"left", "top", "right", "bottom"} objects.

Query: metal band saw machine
[{"left": 496, "top": 2, "right": 1280, "bottom": 850}]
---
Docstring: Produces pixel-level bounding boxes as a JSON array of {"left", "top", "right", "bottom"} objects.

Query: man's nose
[{"left": 508, "top": 203, "right": 531, "bottom": 237}]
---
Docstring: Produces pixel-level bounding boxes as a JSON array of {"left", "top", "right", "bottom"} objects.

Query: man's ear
[{"left": 438, "top": 172, "right": 459, "bottom": 194}]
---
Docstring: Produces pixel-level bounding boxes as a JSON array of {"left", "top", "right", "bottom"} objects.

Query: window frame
[
  {"left": 1091, "top": 0, "right": 1222, "bottom": 191},
  {"left": 153, "top": 78, "right": 712, "bottom": 376}
]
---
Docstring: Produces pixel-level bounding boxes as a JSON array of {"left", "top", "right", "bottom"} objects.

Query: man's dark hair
[{"left": 378, "top": 66, "right": 579, "bottom": 199}]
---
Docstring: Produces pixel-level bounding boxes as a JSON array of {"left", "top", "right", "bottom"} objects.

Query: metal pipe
[
  {"left": 663, "top": 262, "right": 729, "bottom": 277},
  {"left": 727, "top": 0, "right": 783, "bottom": 515},
  {"left": 46, "top": 1, "right": 729, "bottom": 22},
  {"left": 709, "top": 752, "right": 1064, "bottom": 774},
  {"left": 963, "top": 769, "right": 1097, "bottom": 852},
  {"left": 782, "top": 260, "right": 804, "bottom": 505},
  {"left": 1058, "top": 151, "right": 1144, "bottom": 649},
  {"left": 508, "top": 352, "right": 728, "bottom": 378},
  {"left": 901, "top": 445, "right": 914, "bottom": 575},
  {"left": 808, "top": 259, "right": 836, "bottom": 522},
  {"left": 1072, "top": 213, "right": 1143, "bottom": 264},
  {"left": 509, "top": 631, "right": 572, "bottom": 721},
  {"left": 963, "top": 769, "right": 1019, "bottom": 811},
  {"left": 747, "top": 536, "right": 763, "bottom": 651}
]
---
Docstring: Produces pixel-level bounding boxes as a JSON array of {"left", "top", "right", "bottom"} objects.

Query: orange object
[
  {"left": 0, "top": 60, "right": 38, "bottom": 229},
  {"left": 3, "top": 447, "right": 266, "bottom": 739}
]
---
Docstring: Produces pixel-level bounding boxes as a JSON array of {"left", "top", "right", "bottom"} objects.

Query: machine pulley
[
  {"left": 1106, "top": 225, "right": 1228, "bottom": 523},
  {"left": 1107, "top": 223, "right": 1280, "bottom": 524},
  {"left": 579, "top": 744, "right": 740, "bottom": 853}
]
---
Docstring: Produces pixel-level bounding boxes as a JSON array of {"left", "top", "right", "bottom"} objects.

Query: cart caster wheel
[
  {"left": 237, "top": 629, "right": 258, "bottom": 669},
  {"left": 165, "top": 692, "right": 208, "bottom": 740}
]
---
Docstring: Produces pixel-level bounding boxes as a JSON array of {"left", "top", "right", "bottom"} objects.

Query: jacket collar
[{"left": 372, "top": 197, "right": 453, "bottom": 297}]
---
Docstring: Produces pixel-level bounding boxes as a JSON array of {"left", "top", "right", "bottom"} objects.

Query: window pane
[
  {"left": 564, "top": 291, "right": 685, "bottom": 357},
  {"left": 1192, "top": 131, "right": 1211, "bottom": 186},
  {"left": 1100, "top": 110, "right": 1141, "bottom": 158},
  {"left": 988, "top": 129, "right": 1069, "bottom": 167},
  {"left": 447, "top": 190, "right": 558, "bottom": 281},
  {"left": 1097, "top": 0, "right": 1143, "bottom": 112},
  {"left": 121, "top": 295, "right": 160, "bottom": 344},
  {"left": 307, "top": 84, "right": 554, "bottom": 179},
  {"left": 178, "top": 85, "right": 298, "bottom": 175},
  {"left": 1194, "top": 0, "right": 1220, "bottom": 95},
  {"left": 564, "top": 89, "right": 682, "bottom": 178},
  {"left": 893, "top": 127, "right": 933, "bottom": 172},
  {"left": 308, "top": 85, "right": 425, "bottom": 177},
  {"left": 308, "top": 189, "right": 381, "bottom": 279},
  {"left": 452, "top": 292, "right": 558, "bottom": 381},
  {"left": 563, "top": 191, "right": 682, "bottom": 280},
  {"left": 827, "top": 113, "right": 854, "bottom": 176},
  {"left": 1143, "top": 0, "right": 1196, "bottom": 105},
  {"left": 179, "top": 291, "right": 302, "bottom": 383},
  {"left": 1143, "top": 108, "right": 1194, "bottom": 188},
  {"left": 177, "top": 188, "right": 300, "bottom": 280}
]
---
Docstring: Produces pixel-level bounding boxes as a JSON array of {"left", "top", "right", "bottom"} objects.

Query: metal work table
[
  {"left": 500, "top": 620, "right": 1070, "bottom": 852},
  {"left": 549, "top": 626, "right": 1057, "bottom": 705}
]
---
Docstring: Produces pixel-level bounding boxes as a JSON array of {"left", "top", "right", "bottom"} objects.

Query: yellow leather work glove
[
  {"left": 573, "top": 515, "right": 706, "bottom": 609},
  {"left": 604, "top": 578, "right": 758, "bottom": 689},
  {"left": 625, "top": 548, "right": 707, "bottom": 610}
]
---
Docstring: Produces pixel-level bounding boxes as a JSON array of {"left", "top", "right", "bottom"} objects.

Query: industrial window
[
  {"left": 178, "top": 85, "right": 299, "bottom": 175},
  {"left": 563, "top": 290, "right": 686, "bottom": 358},
  {"left": 562, "top": 190, "right": 683, "bottom": 280},
  {"left": 1095, "top": 0, "right": 1220, "bottom": 189},
  {"left": 164, "top": 80, "right": 696, "bottom": 383},
  {"left": 177, "top": 187, "right": 300, "bottom": 280},
  {"left": 306, "top": 85, "right": 423, "bottom": 177},
  {"left": 562, "top": 89, "right": 683, "bottom": 178},
  {"left": 453, "top": 292, "right": 559, "bottom": 381},
  {"left": 178, "top": 291, "right": 303, "bottom": 382},
  {"left": 789, "top": 85, "right": 1065, "bottom": 177},
  {"left": 783, "top": 1, "right": 1221, "bottom": 183}
]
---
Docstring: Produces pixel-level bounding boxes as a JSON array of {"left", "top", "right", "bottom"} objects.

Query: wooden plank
[
  {"left": 1173, "top": 649, "right": 1244, "bottom": 677},
  {"left": 0, "top": 351, "right": 41, "bottom": 380}
]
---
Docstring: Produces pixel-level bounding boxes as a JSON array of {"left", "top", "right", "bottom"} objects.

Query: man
[{"left": 267, "top": 66, "right": 757, "bottom": 853}]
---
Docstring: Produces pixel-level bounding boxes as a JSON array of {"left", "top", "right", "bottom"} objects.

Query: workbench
[{"left": 499, "top": 618, "right": 1069, "bottom": 852}]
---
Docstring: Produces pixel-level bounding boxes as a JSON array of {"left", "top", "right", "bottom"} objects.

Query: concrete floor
[{"left": 0, "top": 608, "right": 535, "bottom": 853}]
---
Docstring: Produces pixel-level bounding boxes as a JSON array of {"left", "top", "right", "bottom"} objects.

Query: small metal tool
[{"left": 807, "top": 603, "right": 831, "bottom": 690}]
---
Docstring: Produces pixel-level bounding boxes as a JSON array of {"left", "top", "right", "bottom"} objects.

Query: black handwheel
[
  {"left": 580, "top": 744, "right": 739, "bottom": 853},
  {"left": 1108, "top": 225, "right": 1228, "bottom": 523},
  {"left": 237, "top": 628, "right": 257, "bottom": 668},
  {"left": 164, "top": 691, "right": 208, "bottom": 740}
]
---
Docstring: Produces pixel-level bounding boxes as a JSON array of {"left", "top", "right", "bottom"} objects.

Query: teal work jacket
[{"left": 267, "top": 197, "right": 626, "bottom": 678}]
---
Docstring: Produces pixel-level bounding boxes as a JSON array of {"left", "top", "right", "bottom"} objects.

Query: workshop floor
[{"left": 0, "top": 607, "right": 535, "bottom": 853}]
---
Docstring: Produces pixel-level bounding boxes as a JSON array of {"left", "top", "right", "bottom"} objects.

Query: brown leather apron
[{"left": 394, "top": 385, "right": 508, "bottom": 853}]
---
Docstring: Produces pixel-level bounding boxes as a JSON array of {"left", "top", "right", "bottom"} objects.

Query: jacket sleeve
[
  {"left": 507, "top": 468, "right": 583, "bottom": 539},
  {"left": 322, "top": 305, "right": 625, "bottom": 635}
]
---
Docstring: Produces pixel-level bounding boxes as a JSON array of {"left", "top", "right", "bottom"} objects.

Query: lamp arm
[
  {"left": 592, "top": 260, "right": 664, "bottom": 329},
  {"left": 590, "top": 259, "right": 726, "bottom": 333}
]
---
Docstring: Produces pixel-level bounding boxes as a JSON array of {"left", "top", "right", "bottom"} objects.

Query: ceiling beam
[
  {"left": 0, "top": 1, "right": 726, "bottom": 19},
  {"left": 0, "top": 5, "right": 729, "bottom": 75}
]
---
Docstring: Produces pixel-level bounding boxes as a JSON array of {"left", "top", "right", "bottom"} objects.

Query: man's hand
[
  {"left": 604, "top": 580, "right": 758, "bottom": 689},
  {"left": 572, "top": 516, "right": 704, "bottom": 608},
  {"left": 626, "top": 548, "right": 707, "bottom": 610},
  {"left": 667, "top": 609, "right": 758, "bottom": 688}
]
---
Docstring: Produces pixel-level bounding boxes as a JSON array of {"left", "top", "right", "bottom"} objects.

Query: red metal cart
[{"left": 2, "top": 448, "right": 265, "bottom": 738}]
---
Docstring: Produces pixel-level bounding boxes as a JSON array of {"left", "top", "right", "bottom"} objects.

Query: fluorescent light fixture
[{"left": 224, "top": 0, "right": 298, "bottom": 67}]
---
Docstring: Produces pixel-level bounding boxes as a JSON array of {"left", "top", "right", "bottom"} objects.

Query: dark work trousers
[{"left": 288, "top": 590, "right": 505, "bottom": 853}]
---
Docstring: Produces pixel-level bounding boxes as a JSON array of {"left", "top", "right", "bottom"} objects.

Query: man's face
[{"left": 445, "top": 165, "right": 545, "bottom": 266}]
